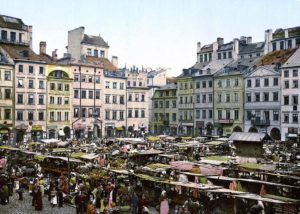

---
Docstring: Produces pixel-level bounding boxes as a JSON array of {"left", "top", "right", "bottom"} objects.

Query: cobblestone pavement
[{"left": 0, "top": 191, "right": 76, "bottom": 214}]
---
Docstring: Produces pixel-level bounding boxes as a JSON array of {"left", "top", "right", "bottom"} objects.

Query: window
[
  {"left": 284, "top": 96, "right": 289, "bottom": 105},
  {"left": 133, "top": 81, "right": 136, "bottom": 87},
  {"left": 196, "top": 110, "right": 200, "bottom": 119},
  {"left": 65, "top": 84, "right": 69, "bottom": 91},
  {"left": 81, "top": 75, "right": 86, "bottom": 82},
  {"left": 273, "top": 111, "right": 279, "bottom": 121},
  {"left": 128, "top": 94, "right": 132, "bottom": 101},
  {"left": 223, "top": 52, "right": 227, "bottom": 59},
  {"left": 209, "top": 53, "right": 212, "bottom": 61},
  {"left": 119, "top": 111, "right": 124, "bottom": 120},
  {"left": 135, "top": 94, "right": 139, "bottom": 102},
  {"left": 226, "top": 79, "right": 230, "bottom": 87},
  {"left": 200, "top": 55, "right": 203, "bottom": 62},
  {"left": 234, "top": 110, "right": 239, "bottom": 120},
  {"left": 293, "top": 80, "right": 298, "bottom": 88},
  {"left": 226, "top": 94, "right": 230, "bottom": 102},
  {"left": 120, "top": 82, "right": 124, "bottom": 89},
  {"left": 17, "top": 111, "right": 23, "bottom": 120},
  {"left": 141, "top": 94, "right": 145, "bottom": 102},
  {"left": 105, "top": 95, "right": 110, "bottom": 103},
  {"left": 95, "top": 76, "right": 100, "bottom": 84},
  {"left": 202, "top": 95, "right": 206, "bottom": 103},
  {"left": 81, "top": 90, "right": 86, "bottom": 99},
  {"left": 209, "top": 110, "right": 213, "bottom": 119},
  {"left": 100, "top": 50, "right": 105, "bottom": 58},
  {"left": 204, "top": 54, "right": 208, "bottom": 62},
  {"left": 4, "top": 89, "right": 10, "bottom": 99},
  {"left": 87, "top": 48, "right": 92, "bottom": 55},
  {"left": 218, "top": 94, "right": 222, "bottom": 103},
  {"left": 284, "top": 80, "right": 289, "bottom": 88},
  {"left": 264, "top": 78, "right": 269, "bottom": 87},
  {"left": 50, "top": 83, "right": 55, "bottom": 90},
  {"left": 74, "top": 90, "right": 79, "bottom": 98},
  {"left": 255, "top": 79, "right": 260, "bottom": 87},
  {"left": 172, "top": 113, "right": 176, "bottom": 121},
  {"left": 95, "top": 90, "right": 100, "bottom": 99},
  {"left": 105, "top": 81, "right": 110, "bottom": 88},
  {"left": 39, "top": 112, "right": 44, "bottom": 120},
  {"left": 256, "top": 53, "right": 261, "bottom": 57},
  {"left": 172, "top": 100, "right": 176, "bottom": 108},
  {"left": 246, "top": 93, "right": 251, "bottom": 102},
  {"left": 218, "top": 53, "right": 221, "bottom": 59},
  {"left": 57, "top": 112, "right": 62, "bottom": 121},
  {"left": 292, "top": 114, "right": 298, "bottom": 123},
  {"left": 247, "top": 80, "right": 251, "bottom": 88},
  {"left": 28, "top": 94, "right": 34, "bottom": 104},
  {"left": 88, "top": 108, "right": 93, "bottom": 117},
  {"left": 74, "top": 74, "right": 79, "bottom": 82},
  {"left": 57, "top": 97, "right": 62, "bottom": 105},
  {"left": 1, "top": 30, "right": 7, "bottom": 40},
  {"left": 89, "top": 90, "right": 93, "bottom": 99},
  {"left": 57, "top": 83, "right": 62, "bottom": 91},
  {"left": 94, "top": 49, "right": 98, "bottom": 57},
  {"left": 264, "top": 92, "right": 269, "bottom": 101},
  {"left": 218, "top": 80, "right": 222, "bottom": 88},
  {"left": 17, "top": 79, "right": 23, "bottom": 87},
  {"left": 50, "top": 96, "right": 54, "bottom": 104},
  {"left": 273, "top": 77, "right": 278, "bottom": 86},
  {"left": 190, "top": 96, "right": 193, "bottom": 103},
  {"left": 292, "top": 95, "right": 298, "bottom": 105},
  {"left": 284, "top": 114, "right": 289, "bottom": 123},
  {"left": 202, "top": 81, "right": 206, "bottom": 88},
  {"left": 120, "top": 95, "right": 124, "bottom": 104},
  {"left": 17, "top": 94, "right": 23, "bottom": 104},
  {"left": 139, "top": 82, "right": 142, "bottom": 86},
  {"left": 255, "top": 93, "right": 260, "bottom": 102},
  {"left": 4, "top": 71, "right": 11, "bottom": 80},
  {"left": 273, "top": 92, "right": 278, "bottom": 101},
  {"left": 288, "top": 40, "right": 292, "bottom": 49},
  {"left": 218, "top": 110, "right": 222, "bottom": 119},
  {"left": 202, "top": 110, "right": 206, "bottom": 119},
  {"left": 74, "top": 108, "right": 79, "bottom": 117},
  {"left": 28, "top": 112, "right": 34, "bottom": 121},
  {"left": 64, "top": 97, "right": 69, "bottom": 105},
  {"left": 196, "top": 94, "right": 200, "bottom": 103},
  {"left": 196, "top": 82, "right": 200, "bottom": 88},
  {"left": 50, "top": 112, "right": 54, "bottom": 121},
  {"left": 18, "top": 64, "right": 23, "bottom": 73},
  {"left": 165, "top": 101, "right": 169, "bottom": 108},
  {"left": 159, "top": 101, "right": 163, "bottom": 108},
  {"left": 234, "top": 93, "right": 238, "bottom": 102},
  {"left": 81, "top": 108, "right": 86, "bottom": 118},
  {"left": 208, "top": 80, "right": 212, "bottom": 88},
  {"left": 39, "top": 67, "right": 44, "bottom": 75},
  {"left": 112, "top": 111, "right": 117, "bottom": 120},
  {"left": 190, "top": 82, "right": 193, "bottom": 89},
  {"left": 234, "top": 79, "right": 239, "bottom": 86},
  {"left": 246, "top": 111, "right": 252, "bottom": 121},
  {"left": 141, "top": 109, "right": 145, "bottom": 118},
  {"left": 284, "top": 70, "right": 289, "bottom": 78},
  {"left": 38, "top": 95, "right": 44, "bottom": 105},
  {"left": 127, "top": 81, "right": 130, "bottom": 87},
  {"left": 87, "top": 76, "right": 92, "bottom": 83},
  {"left": 208, "top": 94, "right": 213, "bottom": 103},
  {"left": 280, "top": 41, "right": 284, "bottom": 50},
  {"left": 272, "top": 42, "right": 276, "bottom": 51},
  {"left": 228, "top": 51, "right": 232, "bottom": 59},
  {"left": 28, "top": 79, "right": 34, "bottom": 89},
  {"left": 39, "top": 80, "right": 44, "bottom": 89},
  {"left": 128, "top": 109, "right": 132, "bottom": 118},
  {"left": 64, "top": 112, "right": 69, "bottom": 121},
  {"left": 29, "top": 66, "right": 34, "bottom": 74},
  {"left": 113, "top": 82, "right": 117, "bottom": 89},
  {"left": 112, "top": 95, "right": 117, "bottom": 104},
  {"left": 293, "top": 70, "right": 298, "bottom": 77}
]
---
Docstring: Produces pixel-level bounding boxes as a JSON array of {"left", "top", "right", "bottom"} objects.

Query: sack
[{"left": 51, "top": 196, "right": 58, "bottom": 205}]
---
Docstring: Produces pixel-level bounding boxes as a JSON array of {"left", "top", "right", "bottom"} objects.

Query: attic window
[{"left": 20, "top": 50, "right": 29, "bottom": 57}]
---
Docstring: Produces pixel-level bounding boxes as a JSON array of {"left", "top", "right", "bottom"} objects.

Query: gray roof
[
  {"left": 239, "top": 42, "right": 265, "bottom": 54},
  {"left": 282, "top": 47, "right": 300, "bottom": 68},
  {"left": 190, "top": 61, "right": 209, "bottom": 70},
  {"left": 104, "top": 70, "right": 126, "bottom": 78},
  {"left": 202, "top": 59, "right": 233, "bottom": 73},
  {"left": 228, "top": 132, "right": 267, "bottom": 142},
  {"left": 81, "top": 34, "right": 109, "bottom": 47},
  {"left": 157, "top": 83, "right": 177, "bottom": 90},
  {"left": 218, "top": 42, "right": 233, "bottom": 51}
]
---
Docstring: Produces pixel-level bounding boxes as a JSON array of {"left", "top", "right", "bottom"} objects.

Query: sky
[{"left": 1, "top": 0, "right": 300, "bottom": 76}]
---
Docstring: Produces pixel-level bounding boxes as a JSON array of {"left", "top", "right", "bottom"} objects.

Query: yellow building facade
[{"left": 46, "top": 64, "right": 73, "bottom": 139}]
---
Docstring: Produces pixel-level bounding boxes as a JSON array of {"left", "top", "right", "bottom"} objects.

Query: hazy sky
[{"left": 2, "top": 0, "right": 300, "bottom": 76}]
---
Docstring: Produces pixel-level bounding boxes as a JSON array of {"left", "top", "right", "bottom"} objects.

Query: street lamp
[{"left": 93, "top": 111, "right": 98, "bottom": 139}]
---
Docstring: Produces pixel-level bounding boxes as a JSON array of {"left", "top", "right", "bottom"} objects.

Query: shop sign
[{"left": 32, "top": 125, "right": 42, "bottom": 131}]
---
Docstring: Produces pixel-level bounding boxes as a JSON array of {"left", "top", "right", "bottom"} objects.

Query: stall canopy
[
  {"left": 228, "top": 132, "right": 271, "bottom": 142},
  {"left": 58, "top": 130, "right": 65, "bottom": 136}
]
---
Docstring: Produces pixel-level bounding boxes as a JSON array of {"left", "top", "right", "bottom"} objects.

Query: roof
[
  {"left": 39, "top": 53, "right": 54, "bottom": 64},
  {"left": 228, "top": 132, "right": 268, "bottom": 142},
  {"left": 200, "top": 59, "right": 233, "bottom": 74},
  {"left": 282, "top": 47, "right": 300, "bottom": 68},
  {"left": 157, "top": 83, "right": 177, "bottom": 90},
  {"left": 166, "top": 77, "right": 177, "bottom": 84},
  {"left": 85, "top": 56, "right": 117, "bottom": 71},
  {"left": 81, "top": 34, "right": 109, "bottom": 47},
  {"left": 0, "top": 15, "right": 28, "bottom": 31},
  {"left": 257, "top": 48, "right": 297, "bottom": 66},
  {"left": 199, "top": 44, "right": 213, "bottom": 53},
  {"left": 246, "top": 65, "right": 279, "bottom": 78},
  {"left": 0, "top": 44, "right": 44, "bottom": 62},
  {"left": 239, "top": 42, "right": 265, "bottom": 54},
  {"left": 104, "top": 70, "right": 126, "bottom": 78},
  {"left": 217, "top": 42, "right": 233, "bottom": 51},
  {"left": 190, "top": 61, "right": 208, "bottom": 70},
  {"left": 273, "top": 26, "right": 300, "bottom": 40}
]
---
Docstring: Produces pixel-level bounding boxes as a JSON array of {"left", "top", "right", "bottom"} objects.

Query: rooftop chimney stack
[
  {"left": 52, "top": 49, "right": 58, "bottom": 61},
  {"left": 39, "top": 41, "right": 46, "bottom": 55},
  {"left": 197, "top": 42, "right": 201, "bottom": 53},
  {"left": 217, "top": 37, "right": 224, "bottom": 46},
  {"left": 111, "top": 56, "right": 118, "bottom": 68},
  {"left": 247, "top": 37, "right": 252, "bottom": 44}
]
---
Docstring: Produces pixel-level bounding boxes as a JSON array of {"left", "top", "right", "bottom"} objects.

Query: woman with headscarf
[{"left": 160, "top": 190, "right": 169, "bottom": 214}]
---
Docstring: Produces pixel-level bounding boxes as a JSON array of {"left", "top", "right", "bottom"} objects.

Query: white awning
[
  {"left": 288, "top": 133, "right": 297, "bottom": 138},
  {"left": 58, "top": 130, "right": 65, "bottom": 136}
]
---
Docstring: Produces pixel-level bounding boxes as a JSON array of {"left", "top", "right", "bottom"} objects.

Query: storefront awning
[
  {"left": 73, "top": 123, "right": 86, "bottom": 130},
  {"left": 31, "top": 125, "right": 43, "bottom": 131},
  {"left": 15, "top": 124, "right": 28, "bottom": 130},
  {"left": 288, "top": 133, "right": 298, "bottom": 138},
  {"left": 116, "top": 127, "right": 124, "bottom": 131},
  {"left": 58, "top": 130, "right": 65, "bottom": 136}
]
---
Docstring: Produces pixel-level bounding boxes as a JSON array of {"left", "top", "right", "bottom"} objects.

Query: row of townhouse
[
  {"left": 151, "top": 26, "right": 300, "bottom": 141},
  {"left": 0, "top": 15, "right": 169, "bottom": 143}
]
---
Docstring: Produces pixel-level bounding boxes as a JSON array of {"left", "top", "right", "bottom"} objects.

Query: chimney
[
  {"left": 52, "top": 49, "right": 58, "bottom": 61},
  {"left": 264, "top": 29, "right": 273, "bottom": 54},
  {"left": 39, "top": 41, "right": 46, "bottom": 55},
  {"left": 233, "top": 38, "right": 239, "bottom": 58},
  {"left": 197, "top": 42, "right": 201, "bottom": 52},
  {"left": 247, "top": 37, "right": 252, "bottom": 44},
  {"left": 217, "top": 37, "right": 224, "bottom": 46},
  {"left": 111, "top": 56, "right": 118, "bottom": 68},
  {"left": 284, "top": 29, "right": 289, "bottom": 38},
  {"left": 28, "top": 25, "right": 33, "bottom": 49}
]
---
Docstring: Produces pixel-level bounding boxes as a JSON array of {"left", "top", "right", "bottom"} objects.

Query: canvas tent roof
[{"left": 228, "top": 132, "right": 270, "bottom": 142}]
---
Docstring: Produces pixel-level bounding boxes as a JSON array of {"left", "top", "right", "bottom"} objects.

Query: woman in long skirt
[{"left": 34, "top": 187, "right": 43, "bottom": 211}]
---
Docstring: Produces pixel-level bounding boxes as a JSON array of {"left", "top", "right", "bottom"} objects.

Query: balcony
[
  {"left": 218, "top": 119, "right": 234, "bottom": 124},
  {"left": 251, "top": 118, "right": 270, "bottom": 126}
]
